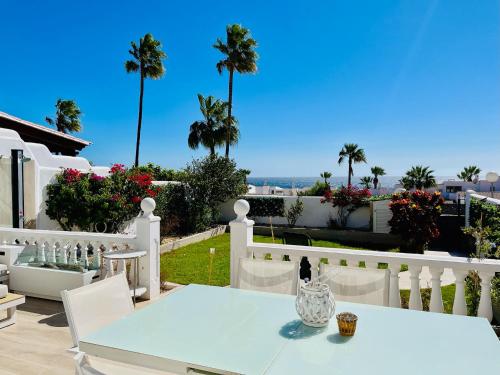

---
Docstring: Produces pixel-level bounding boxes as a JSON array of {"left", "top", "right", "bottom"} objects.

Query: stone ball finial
[
  {"left": 141, "top": 198, "right": 156, "bottom": 217},
  {"left": 234, "top": 199, "right": 250, "bottom": 221}
]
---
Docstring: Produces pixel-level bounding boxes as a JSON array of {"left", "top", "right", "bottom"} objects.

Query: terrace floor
[{"left": 0, "top": 287, "right": 183, "bottom": 375}]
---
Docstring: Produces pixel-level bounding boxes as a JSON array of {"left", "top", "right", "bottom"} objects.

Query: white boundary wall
[{"left": 220, "top": 195, "right": 370, "bottom": 229}]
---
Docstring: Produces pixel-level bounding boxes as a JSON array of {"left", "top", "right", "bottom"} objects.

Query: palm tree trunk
[
  {"left": 210, "top": 144, "right": 215, "bottom": 155},
  {"left": 134, "top": 70, "right": 145, "bottom": 167},
  {"left": 348, "top": 158, "right": 352, "bottom": 187},
  {"left": 225, "top": 68, "right": 234, "bottom": 158}
]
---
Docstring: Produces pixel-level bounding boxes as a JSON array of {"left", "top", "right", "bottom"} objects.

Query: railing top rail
[
  {"left": 248, "top": 242, "right": 500, "bottom": 272},
  {"left": 467, "top": 191, "right": 500, "bottom": 205},
  {"left": 0, "top": 226, "right": 136, "bottom": 242}
]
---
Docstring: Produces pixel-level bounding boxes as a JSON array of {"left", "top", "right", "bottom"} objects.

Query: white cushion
[
  {"left": 320, "top": 265, "right": 390, "bottom": 306},
  {"left": 0, "top": 284, "right": 7, "bottom": 299},
  {"left": 237, "top": 258, "right": 299, "bottom": 295}
]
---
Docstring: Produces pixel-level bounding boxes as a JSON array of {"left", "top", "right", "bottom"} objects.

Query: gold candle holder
[{"left": 336, "top": 312, "right": 358, "bottom": 336}]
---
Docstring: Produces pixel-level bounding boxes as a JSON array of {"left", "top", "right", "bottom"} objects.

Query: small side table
[
  {"left": 0, "top": 293, "right": 25, "bottom": 329},
  {"left": 102, "top": 250, "right": 147, "bottom": 306}
]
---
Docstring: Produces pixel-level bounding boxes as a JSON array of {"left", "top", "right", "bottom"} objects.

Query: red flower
[
  {"left": 64, "top": 168, "right": 81, "bottom": 183},
  {"left": 111, "top": 193, "right": 121, "bottom": 201},
  {"left": 90, "top": 173, "right": 105, "bottom": 182},
  {"left": 110, "top": 164, "right": 126, "bottom": 174},
  {"left": 131, "top": 196, "right": 141, "bottom": 204},
  {"left": 146, "top": 189, "right": 157, "bottom": 198},
  {"left": 128, "top": 173, "right": 153, "bottom": 188}
]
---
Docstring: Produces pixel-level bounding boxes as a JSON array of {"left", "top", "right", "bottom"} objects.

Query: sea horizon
[{"left": 247, "top": 176, "right": 456, "bottom": 189}]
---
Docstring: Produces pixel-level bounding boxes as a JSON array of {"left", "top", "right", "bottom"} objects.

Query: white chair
[
  {"left": 74, "top": 352, "right": 178, "bottom": 375},
  {"left": 237, "top": 258, "right": 299, "bottom": 295},
  {"left": 61, "top": 273, "right": 133, "bottom": 349},
  {"left": 320, "top": 264, "right": 390, "bottom": 306}
]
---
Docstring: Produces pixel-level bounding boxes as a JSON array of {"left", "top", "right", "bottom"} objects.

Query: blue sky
[{"left": 1, "top": 0, "right": 499, "bottom": 177}]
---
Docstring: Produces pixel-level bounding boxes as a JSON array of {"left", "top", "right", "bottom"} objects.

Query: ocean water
[{"left": 247, "top": 176, "right": 454, "bottom": 189}]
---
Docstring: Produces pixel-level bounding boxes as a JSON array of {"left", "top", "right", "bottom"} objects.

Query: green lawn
[{"left": 160, "top": 233, "right": 456, "bottom": 313}]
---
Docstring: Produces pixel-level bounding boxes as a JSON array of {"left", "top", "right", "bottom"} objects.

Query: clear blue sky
[{"left": 1, "top": 0, "right": 499, "bottom": 177}]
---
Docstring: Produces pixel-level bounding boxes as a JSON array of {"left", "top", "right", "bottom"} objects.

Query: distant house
[{"left": 0, "top": 111, "right": 90, "bottom": 156}]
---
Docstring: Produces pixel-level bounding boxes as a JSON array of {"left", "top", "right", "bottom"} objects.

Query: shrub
[
  {"left": 45, "top": 165, "right": 158, "bottom": 232},
  {"left": 155, "top": 155, "right": 249, "bottom": 235},
  {"left": 322, "top": 186, "right": 371, "bottom": 228},
  {"left": 470, "top": 199, "right": 500, "bottom": 245},
  {"left": 245, "top": 197, "right": 285, "bottom": 218},
  {"left": 389, "top": 190, "right": 444, "bottom": 253},
  {"left": 285, "top": 198, "right": 304, "bottom": 227},
  {"left": 299, "top": 181, "right": 330, "bottom": 196},
  {"left": 131, "top": 162, "right": 187, "bottom": 181}
]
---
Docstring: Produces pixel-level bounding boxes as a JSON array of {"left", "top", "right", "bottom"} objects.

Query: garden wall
[{"left": 219, "top": 195, "right": 371, "bottom": 229}]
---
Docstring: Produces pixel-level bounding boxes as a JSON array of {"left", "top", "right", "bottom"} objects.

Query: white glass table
[{"left": 79, "top": 284, "right": 500, "bottom": 375}]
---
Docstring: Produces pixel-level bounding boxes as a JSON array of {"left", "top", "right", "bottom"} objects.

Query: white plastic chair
[
  {"left": 61, "top": 273, "right": 134, "bottom": 348},
  {"left": 237, "top": 258, "right": 299, "bottom": 295},
  {"left": 74, "top": 352, "right": 178, "bottom": 375},
  {"left": 320, "top": 264, "right": 390, "bottom": 306}
]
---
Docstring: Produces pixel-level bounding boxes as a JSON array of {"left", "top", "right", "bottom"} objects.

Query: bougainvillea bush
[
  {"left": 45, "top": 164, "right": 159, "bottom": 232},
  {"left": 321, "top": 186, "right": 371, "bottom": 228},
  {"left": 389, "top": 190, "right": 444, "bottom": 253}
]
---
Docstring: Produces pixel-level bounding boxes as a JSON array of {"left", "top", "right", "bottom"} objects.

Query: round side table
[{"left": 102, "top": 249, "right": 147, "bottom": 306}]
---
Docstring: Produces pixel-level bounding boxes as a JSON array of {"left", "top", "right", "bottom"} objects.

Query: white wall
[{"left": 220, "top": 195, "right": 371, "bottom": 229}]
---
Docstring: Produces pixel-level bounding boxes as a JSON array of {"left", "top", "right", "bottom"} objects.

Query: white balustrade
[
  {"left": 230, "top": 199, "right": 500, "bottom": 321},
  {"left": 0, "top": 198, "right": 161, "bottom": 301}
]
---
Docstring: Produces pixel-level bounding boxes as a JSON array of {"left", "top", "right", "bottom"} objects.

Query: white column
[
  {"left": 309, "top": 257, "right": 320, "bottom": 281},
  {"left": 429, "top": 267, "right": 444, "bottom": 313},
  {"left": 229, "top": 200, "right": 254, "bottom": 288},
  {"left": 37, "top": 240, "right": 46, "bottom": 263},
  {"left": 69, "top": 243, "right": 78, "bottom": 265},
  {"left": 388, "top": 263, "right": 401, "bottom": 308},
  {"left": 136, "top": 198, "right": 161, "bottom": 300},
  {"left": 92, "top": 244, "right": 101, "bottom": 269},
  {"left": 464, "top": 190, "right": 475, "bottom": 227},
  {"left": 452, "top": 269, "right": 468, "bottom": 315},
  {"left": 478, "top": 271, "right": 495, "bottom": 321},
  {"left": 408, "top": 265, "right": 423, "bottom": 310},
  {"left": 47, "top": 241, "right": 57, "bottom": 264}
]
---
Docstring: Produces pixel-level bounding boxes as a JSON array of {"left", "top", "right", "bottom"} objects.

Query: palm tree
[
  {"left": 188, "top": 94, "right": 239, "bottom": 155},
  {"left": 401, "top": 165, "right": 436, "bottom": 190},
  {"left": 320, "top": 171, "right": 332, "bottom": 185},
  {"left": 45, "top": 99, "right": 82, "bottom": 133},
  {"left": 457, "top": 165, "right": 481, "bottom": 182},
  {"left": 125, "top": 33, "right": 166, "bottom": 167},
  {"left": 214, "top": 24, "right": 258, "bottom": 158},
  {"left": 371, "top": 166, "right": 386, "bottom": 189},
  {"left": 338, "top": 143, "right": 367, "bottom": 186},
  {"left": 360, "top": 176, "right": 373, "bottom": 189}
]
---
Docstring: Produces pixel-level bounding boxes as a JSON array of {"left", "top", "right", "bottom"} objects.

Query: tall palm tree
[
  {"left": 401, "top": 165, "right": 436, "bottom": 190},
  {"left": 45, "top": 99, "right": 82, "bottom": 133},
  {"left": 125, "top": 33, "right": 166, "bottom": 167},
  {"left": 188, "top": 94, "right": 239, "bottom": 155},
  {"left": 214, "top": 24, "right": 258, "bottom": 158},
  {"left": 370, "top": 166, "right": 386, "bottom": 189},
  {"left": 320, "top": 171, "right": 332, "bottom": 185},
  {"left": 338, "top": 143, "right": 367, "bottom": 186},
  {"left": 457, "top": 165, "right": 481, "bottom": 182},
  {"left": 360, "top": 176, "right": 373, "bottom": 189}
]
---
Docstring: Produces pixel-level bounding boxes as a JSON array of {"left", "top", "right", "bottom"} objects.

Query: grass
[{"left": 160, "top": 233, "right": 456, "bottom": 312}]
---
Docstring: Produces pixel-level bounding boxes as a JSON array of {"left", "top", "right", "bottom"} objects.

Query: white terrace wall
[{"left": 220, "top": 195, "right": 371, "bottom": 229}]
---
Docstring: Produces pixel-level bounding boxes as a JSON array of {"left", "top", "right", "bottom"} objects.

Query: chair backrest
[
  {"left": 320, "top": 264, "right": 389, "bottom": 306},
  {"left": 282, "top": 232, "right": 312, "bottom": 247},
  {"left": 62, "top": 273, "right": 133, "bottom": 347},
  {"left": 237, "top": 258, "right": 299, "bottom": 295}
]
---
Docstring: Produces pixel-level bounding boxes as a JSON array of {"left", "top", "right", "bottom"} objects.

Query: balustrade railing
[
  {"left": 0, "top": 198, "right": 161, "bottom": 300},
  {"left": 230, "top": 199, "right": 500, "bottom": 321}
]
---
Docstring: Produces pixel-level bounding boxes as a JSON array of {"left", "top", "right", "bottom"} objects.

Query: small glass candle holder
[{"left": 336, "top": 312, "right": 358, "bottom": 336}]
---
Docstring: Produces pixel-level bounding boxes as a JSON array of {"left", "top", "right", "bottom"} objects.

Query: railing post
[
  {"left": 229, "top": 200, "right": 254, "bottom": 288},
  {"left": 388, "top": 263, "right": 401, "bottom": 308},
  {"left": 136, "top": 198, "right": 161, "bottom": 300},
  {"left": 452, "top": 269, "right": 468, "bottom": 315},
  {"left": 464, "top": 189, "right": 474, "bottom": 227},
  {"left": 478, "top": 271, "right": 494, "bottom": 322}
]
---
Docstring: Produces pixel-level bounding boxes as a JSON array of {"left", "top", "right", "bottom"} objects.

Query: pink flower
[
  {"left": 90, "top": 173, "right": 105, "bottom": 182},
  {"left": 64, "top": 168, "right": 81, "bottom": 183},
  {"left": 131, "top": 196, "right": 141, "bottom": 204},
  {"left": 110, "top": 163, "right": 126, "bottom": 174}
]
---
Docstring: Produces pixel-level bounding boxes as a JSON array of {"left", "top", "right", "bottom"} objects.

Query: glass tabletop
[{"left": 80, "top": 284, "right": 500, "bottom": 375}]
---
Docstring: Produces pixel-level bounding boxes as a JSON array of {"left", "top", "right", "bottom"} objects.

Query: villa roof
[{"left": 0, "top": 111, "right": 90, "bottom": 156}]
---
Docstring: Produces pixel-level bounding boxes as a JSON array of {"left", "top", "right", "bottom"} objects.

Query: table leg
[{"left": 0, "top": 307, "right": 17, "bottom": 329}]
